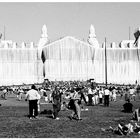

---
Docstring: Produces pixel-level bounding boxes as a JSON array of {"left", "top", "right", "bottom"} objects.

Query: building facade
[{"left": 0, "top": 25, "right": 140, "bottom": 86}]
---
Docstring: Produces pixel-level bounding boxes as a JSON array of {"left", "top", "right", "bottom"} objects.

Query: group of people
[
  {"left": 0, "top": 80, "right": 139, "bottom": 122},
  {"left": 86, "top": 86, "right": 117, "bottom": 107},
  {"left": 23, "top": 80, "right": 137, "bottom": 120},
  {"left": 24, "top": 84, "right": 83, "bottom": 120},
  {"left": 0, "top": 86, "right": 28, "bottom": 100},
  {"left": 102, "top": 122, "right": 140, "bottom": 135},
  {"left": 101, "top": 105, "right": 140, "bottom": 135}
]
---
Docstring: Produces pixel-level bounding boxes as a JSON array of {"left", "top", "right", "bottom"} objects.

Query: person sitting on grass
[
  {"left": 134, "top": 123, "right": 140, "bottom": 133},
  {"left": 101, "top": 123, "right": 133, "bottom": 135},
  {"left": 102, "top": 123, "right": 140, "bottom": 135},
  {"left": 122, "top": 99, "right": 133, "bottom": 113},
  {"left": 112, "top": 123, "right": 133, "bottom": 135}
]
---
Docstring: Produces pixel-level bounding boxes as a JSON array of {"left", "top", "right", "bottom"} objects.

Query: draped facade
[
  {"left": 42, "top": 36, "right": 140, "bottom": 84},
  {"left": 106, "top": 48, "right": 140, "bottom": 84},
  {"left": 0, "top": 36, "right": 140, "bottom": 86},
  {"left": 41, "top": 36, "right": 95, "bottom": 81},
  {"left": 0, "top": 47, "right": 43, "bottom": 86}
]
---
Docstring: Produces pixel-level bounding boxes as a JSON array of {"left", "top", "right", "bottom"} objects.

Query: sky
[{"left": 0, "top": 2, "right": 140, "bottom": 44}]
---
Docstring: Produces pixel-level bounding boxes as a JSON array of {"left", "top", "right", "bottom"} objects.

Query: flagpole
[
  {"left": 105, "top": 37, "right": 107, "bottom": 87},
  {"left": 4, "top": 25, "right": 5, "bottom": 40},
  {"left": 129, "top": 26, "right": 131, "bottom": 40}
]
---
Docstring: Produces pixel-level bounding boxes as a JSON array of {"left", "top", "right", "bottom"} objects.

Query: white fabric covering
[
  {"left": 42, "top": 36, "right": 140, "bottom": 84},
  {"left": 0, "top": 47, "right": 43, "bottom": 86},
  {"left": 0, "top": 36, "right": 140, "bottom": 85}
]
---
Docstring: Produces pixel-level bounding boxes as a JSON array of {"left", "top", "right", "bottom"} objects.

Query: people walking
[
  {"left": 69, "top": 88, "right": 82, "bottom": 120},
  {"left": 51, "top": 86, "right": 61, "bottom": 120},
  {"left": 25, "top": 84, "right": 41, "bottom": 119}
]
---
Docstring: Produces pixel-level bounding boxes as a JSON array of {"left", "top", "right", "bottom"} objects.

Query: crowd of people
[{"left": 0, "top": 79, "right": 140, "bottom": 135}]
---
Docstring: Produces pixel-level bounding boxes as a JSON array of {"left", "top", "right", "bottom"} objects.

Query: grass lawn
[{"left": 0, "top": 94, "right": 140, "bottom": 138}]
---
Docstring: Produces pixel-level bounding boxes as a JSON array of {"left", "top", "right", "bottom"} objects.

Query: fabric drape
[{"left": 42, "top": 37, "right": 140, "bottom": 84}]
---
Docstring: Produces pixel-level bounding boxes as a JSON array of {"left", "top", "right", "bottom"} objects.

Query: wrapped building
[{"left": 0, "top": 24, "right": 140, "bottom": 85}]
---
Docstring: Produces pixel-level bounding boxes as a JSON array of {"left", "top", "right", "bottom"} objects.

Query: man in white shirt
[
  {"left": 129, "top": 87, "right": 135, "bottom": 100},
  {"left": 99, "top": 87, "right": 103, "bottom": 104},
  {"left": 87, "top": 87, "right": 93, "bottom": 106},
  {"left": 104, "top": 87, "right": 110, "bottom": 107},
  {"left": 25, "top": 84, "right": 41, "bottom": 119}
]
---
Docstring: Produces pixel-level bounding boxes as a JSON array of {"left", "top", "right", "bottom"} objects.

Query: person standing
[
  {"left": 95, "top": 87, "right": 99, "bottom": 105},
  {"left": 70, "top": 88, "right": 82, "bottom": 120},
  {"left": 25, "top": 84, "right": 41, "bottom": 119},
  {"left": 99, "top": 87, "right": 103, "bottom": 104},
  {"left": 112, "top": 88, "right": 117, "bottom": 102},
  {"left": 125, "top": 87, "right": 130, "bottom": 101},
  {"left": 18, "top": 87, "right": 24, "bottom": 101},
  {"left": 91, "top": 79, "right": 96, "bottom": 90},
  {"left": 87, "top": 87, "right": 93, "bottom": 106},
  {"left": 1, "top": 87, "right": 7, "bottom": 100},
  {"left": 92, "top": 89, "right": 97, "bottom": 105},
  {"left": 51, "top": 87, "right": 61, "bottom": 120},
  {"left": 59, "top": 88, "right": 63, "bottom": 103},
  {"left": 104, "top": 87, "right": 110, "bottom": 107},
  {"left": 129, "top": 87, "right": 135, "bottom": 101},
  {"left": 79, "top": 87, "right": 87, "bottom": 105}
]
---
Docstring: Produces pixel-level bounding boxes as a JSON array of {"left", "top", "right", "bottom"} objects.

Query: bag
[{"left": 68, "top": 99, "right": 75, "bottom": 110}]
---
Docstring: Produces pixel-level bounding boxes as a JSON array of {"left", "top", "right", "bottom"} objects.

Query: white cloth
[
  {"left": 130, "top": 89, "right": 135, "bottom": 95},
  {"left": 85, "top": 95, "right": 89, "bottom": 102},
  {"left": 45, "top": 97, "right": 48, "bottom": 102},
  {"left": 99, "top": 90, "right": 103, "bottom": 98},
  {"left": 94, "top": 95, "right": 99, "bottom": 104},
  {"left": 92, "top": 89, "right": 97, "bottom": 95},
  {"left": 40, "top": 89, "right": 46, "bottom": 93},
  {"left": 88, "top": 88, "right": 93, "bottom": 94},
  {"left": 112, "top": 89, "right": 117, "bottom": 98},
  {"left": 3, "top": 89, "right": 7, "bottom": 93},
  {"left": 104, "top": 89, "right": 110, "bottom": 95},
  {"left": 26, "top": 89, "right": 41, "bottom": 100},
  {"left": 73, "top": 91, "right": 80, "bottom": 100},
  {"left": 19, "top": 89, "right": 24, "bottom": 93},
  {"left": 92, "top": 96, "right": 95, "bottom": 105}
]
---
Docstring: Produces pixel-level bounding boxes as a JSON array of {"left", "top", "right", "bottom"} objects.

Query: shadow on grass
[
  {"left": 24, "top": 114, "right": 30, "bottom": 118},
  {"left": 40, "top": 109, "right": 53, "bottom": 118},
  {"left": 24, "top": 109, "right": 53, "bottom": 117},
  {"left": 40, "top": 109, "right": 52, "bottom": 115}
]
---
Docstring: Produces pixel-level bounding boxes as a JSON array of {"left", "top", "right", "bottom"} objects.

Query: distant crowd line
[{"left": 0, "top": 80, "right": 139, "bottom": 104}]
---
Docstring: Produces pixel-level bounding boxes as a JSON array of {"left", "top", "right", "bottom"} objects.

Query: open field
[{"left": 0, "top": 94, "right": 140, "bottom": 138}]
